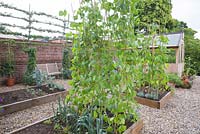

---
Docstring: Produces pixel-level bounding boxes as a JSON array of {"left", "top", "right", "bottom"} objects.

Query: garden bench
[{"left": 36, "top": 63, "right": 61, "bottom": 76}]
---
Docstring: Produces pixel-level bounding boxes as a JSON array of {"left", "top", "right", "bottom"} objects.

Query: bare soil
[{"left": 0, "top": 85, "right": 64, "bottom": 105}]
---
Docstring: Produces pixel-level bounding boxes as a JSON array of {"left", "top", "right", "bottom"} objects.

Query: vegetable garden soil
[
  {"left": 15, "top": 122, "right": 55, "bottom": 134},
  {"left": 0, "top": 85, "right": 64, "bottom": 105}
]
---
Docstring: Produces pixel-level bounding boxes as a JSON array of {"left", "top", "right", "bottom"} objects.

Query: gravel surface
[
  {"left": 140, "top": 76, "right": 200, "bottom": 134},
  {"left": 0, "top": 101, "right": 57, "bottom": 134},
  {"left": 0, "top": 78, "right": 199, "bottom": 134},
  {"left": 0, "top": 79, "right": 70, "bottom": 134}
]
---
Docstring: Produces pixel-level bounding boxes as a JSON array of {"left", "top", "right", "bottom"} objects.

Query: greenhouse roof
[{"left": 154, "top": 32, "right": 184, "bottom": 48}]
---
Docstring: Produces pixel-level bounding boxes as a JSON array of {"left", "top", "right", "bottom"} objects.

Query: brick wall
[{"left": 0, "top": 38, "right": 70, "bottom": 84}]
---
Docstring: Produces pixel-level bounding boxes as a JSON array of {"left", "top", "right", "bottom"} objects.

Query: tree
[
  {"left": 166, "top": 19, "right": 188, "bottom": 32},
  {"left": 184, "top": 28, "right": 200, "bottom": 75},
  {"left": 135, "top": 0, "right": 173, "bottom": 33}
]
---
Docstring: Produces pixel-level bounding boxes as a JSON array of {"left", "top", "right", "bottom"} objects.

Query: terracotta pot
[
  {"left": 183, "top": 78, "right": 189, "bottom": 84},
  {"left": 6, "top": 78, "right": 15, "bottom": 86}
]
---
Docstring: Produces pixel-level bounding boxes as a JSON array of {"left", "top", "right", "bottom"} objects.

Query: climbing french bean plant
[
  {"left": 65, "top": 0, "right": 169, "bottom": 133},
  {"left": 137, "top": 34, "right": 169, "bottom": 100}
]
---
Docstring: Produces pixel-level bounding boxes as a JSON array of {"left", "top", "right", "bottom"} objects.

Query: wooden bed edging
[
  {"left": 124, "top": 120, "right": 143, "bottom": 134},
  {"left": 0, "top": 90, "right": 68, "bottom": 116},
  {"left": 9, "top": 116, "right": 54, "bottom": 134},
  {"left": 135, "top": 91, "right": 172, "bottom": 109},
  {"left": 9, "top": 117, "right": 143, "bottom": 134}
]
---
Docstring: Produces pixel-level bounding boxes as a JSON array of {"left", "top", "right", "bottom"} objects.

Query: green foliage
[
  {"left": 1, "top": 40, "right": 15, "bottom": 78},
  {"left": 166, "top": 49, "right": 176, "bottom": 63},
  {"left": 23, "top": 48, "right": 37, "bottom": 85},
  {"left": 46, "top": 76, "right": 65, "bottom": 91},
  {"left": 135, "top": 0, "right": 173, "bottom": 33},
  {"left": 59, "top": 10, "right": 67, "bottom": 17},
  {"left": 166, "top": 19, "right": 187, "bottom": 32},
  {"left": 168, "top": 73, "right": 183, "bottom": 87},
  {"left": 66, "top": 0, "right": 142, "bottom": 133},
  {"left": 53, "top": 99, "right": 106, "bottom": 134},
  {"left": 76, "top": 110, "right": 106, "bottom": 134},
  {"left": 1, "top": 62, "right": 14, "bottom": 77},
  {"left": 137, "top": 91, "right": 145, "bottom": 97},
  {"left": 184, "top": 28, "right": 200, "bottom": 75},
  {"left": 184, "top": 57, "right": 196, "bottom": 76},
  {"left": 43, "top": 119, "right": 52, "bottom": 125},
  {"left": 137, "top": 34, "right": 169, "bottom": 100},
  {"left": 54, "top": 123, "right": 62, "bottom": 131},
  {"left": 48, "top": 82, "right": 65, "bottom": 91},
  {"left": 62, "top": 48, "right": 72, "bottom": 79},
  {"left": 60, "top": 0, "right": 170, "bottom": 133},
  {"left": 26, "top": 88, "right": 43, "bottom": 96},
  {"left": 32, "top": 69, "right": 48, "bottom": 87},
  {"left": 53, "top": 98, "right": 79, "bottom": 133}
]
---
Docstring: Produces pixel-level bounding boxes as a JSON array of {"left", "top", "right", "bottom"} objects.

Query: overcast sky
[
  {"left": 172, "top": 0, "right": 200, "bottom": 38},
  {"left": 0, "top": 0, "right": 200, "bottom": 38}
]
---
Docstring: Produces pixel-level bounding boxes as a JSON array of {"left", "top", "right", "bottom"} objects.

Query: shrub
[
  {"left": 1, "top": 40, "right": 15, "bottom": 78},
  {"left": 32, "top": 69, "right": 48, "bottom": 87},
  {"left": 23, "top": 48, "right": 36, "bottom": 85},
  {"left": 184, "top": 57, "right": 197, "bottom": 76},
  {"left": 168, "top": 73, "right": 183, "bottom": 87},
  {"left": 184, "top": 28, "right": 200, "bottom": 75},
  {"left": 62, "top": 48, "right": 71, "bottom": 79}
]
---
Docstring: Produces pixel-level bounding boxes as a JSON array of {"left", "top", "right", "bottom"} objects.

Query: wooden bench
[{"left": 36, "top": 63, "right": 61, "bottom": 76}]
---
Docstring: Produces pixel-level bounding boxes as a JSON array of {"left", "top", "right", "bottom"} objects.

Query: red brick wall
[{"left": 0, "top": 39, "right": 70, "bottom": 84}]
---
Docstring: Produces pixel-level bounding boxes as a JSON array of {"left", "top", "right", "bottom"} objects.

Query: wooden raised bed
[
  {"left": 0, "top": 90, "right": 68, "bottom": 116},
  {"left": 124, "top": 119, "right": 143, "bottom": 134},
  {"left": 10, "top": 117, "right": 143, "bottom": 134},
  {"left": 135, "top": 91, "right": 172, "bottom": 109}
]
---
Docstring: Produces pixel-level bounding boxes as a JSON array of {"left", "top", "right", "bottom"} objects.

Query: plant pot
[{"left": 6, "top": 78, "right": 16, "bottom": 86}]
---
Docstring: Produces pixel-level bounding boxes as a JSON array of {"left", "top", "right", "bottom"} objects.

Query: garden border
[
  {"left": 0, "top": 90, "right": 68, "bottom": 116},
  {"left": 135, "top": 91, "right": 172, "bottom": 109},
  {"left": 9, "top": 117, "right": 143, "bottom": 134},
  {"left": 8, "top": 116, "right": 54, "bottom": 134}
]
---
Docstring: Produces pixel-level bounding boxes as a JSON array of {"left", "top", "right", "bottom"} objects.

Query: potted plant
[{"left": 2, "top": 40, "right": 15, "bottom": 86}]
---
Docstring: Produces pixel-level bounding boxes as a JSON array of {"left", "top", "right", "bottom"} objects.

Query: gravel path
[
  {"left": 0, "top": 79, "right": 70, "bottom": 134},
  {"left": 0, "top": 78, "right": 199, "bottom": 134},
  {"left": 0, "top": 102, "right": 57, "bottom": 134},
  {"left": 140, "top": 76, "right": 200, "bottom": 134}
]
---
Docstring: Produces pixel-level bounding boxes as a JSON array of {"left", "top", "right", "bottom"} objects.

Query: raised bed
[
  {"left": 10, "top": 117, "right": 143, "bottom": 134},
  {"left": 0, "top": 86, "right": 68, "bottom": 116},
  {"left": 124, "top": 120, "right": 143, "bottom": 134},
  {"left": 135, "top": 91, "right": 172, "bottom": 109}
]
